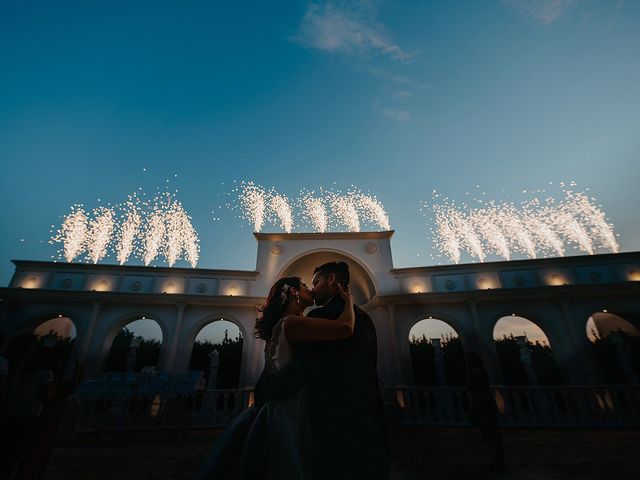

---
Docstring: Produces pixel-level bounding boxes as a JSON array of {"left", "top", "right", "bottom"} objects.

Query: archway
[
  {"left": 586, "top": 312, "right": 640, "bottom": 384},
  {"left": 27, "top": 315, "right": 78, "bottom": 378},
  {"left": 408, "top": 318, "right": 465, "bottom": 386},
  {"left": 189, "top": 319, "right": 243, "bottom": 389},
  {"left": 279, "top": 251, "right": 376, "bottom": 305},
  {"left": 103, "top": 318, "right": 163, "bottom": 373},
  {"left": 493, "top": 315, "right": 559, "bottom": 385}
]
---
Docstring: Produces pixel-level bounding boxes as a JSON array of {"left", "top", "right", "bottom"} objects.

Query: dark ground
[{"left": 44, "top": 426, "right": 640, "bottom": 480}]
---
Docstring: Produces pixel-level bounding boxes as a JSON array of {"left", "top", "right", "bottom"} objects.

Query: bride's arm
[{"left": 283, "top": 284, "right": 355, "bottom": 344}]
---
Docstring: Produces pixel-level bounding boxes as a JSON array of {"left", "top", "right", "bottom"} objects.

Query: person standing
[
  {"left": 0, "top": 337, "right": 55, "bottom": 480},
  {"left": 275, "top": 261, "right": 390, "bottom": 480},
  {"left": 464, "top": 351, "right": 506, "bottom": 471}
]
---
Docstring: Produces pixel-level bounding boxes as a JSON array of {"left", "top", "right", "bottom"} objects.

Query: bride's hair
[{"left": 254, "top": 276, "right": 302, "bottom": 340}]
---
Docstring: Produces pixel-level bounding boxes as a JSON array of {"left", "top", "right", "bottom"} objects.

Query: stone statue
[
  {"left": 431, "top": 338, "right": 447, "bottom": 386},
  {"left": 515, "top": 336, "right": 538, "bottom": 385},
  {"left": 126, "top": 337, "right": 141, "bottom": 373},
  {"left": 207, "top": 349, "right": 220, "bottom": 390}
]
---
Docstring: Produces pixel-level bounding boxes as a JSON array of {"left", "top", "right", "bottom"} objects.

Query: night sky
[{"left": 2, "top": 1, "right": 639, "bottom": 303}]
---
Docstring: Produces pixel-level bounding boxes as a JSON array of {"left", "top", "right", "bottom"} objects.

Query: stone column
[
  {"left": 467, "top": 299, "right": 504, "bottom": 385},
  {"left": 556, "top": 298, "right": 604, "bottom": 384},
  {"left": 78, "top": 301, "right": 103, "bottom": 379},
  {"left": 380, "top": 303, "right": 407, "bottom": 386},
  {"left": 160, "top": 303, "right": 186, "bottom": 372},
  {"left": 207, "top": 349, "right": 220, "bottom": 390}
]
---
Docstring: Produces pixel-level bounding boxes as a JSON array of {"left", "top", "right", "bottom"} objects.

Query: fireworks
[
  {"left": 300, "top": 192, "right": 327, "bottom": 233},
  {"left": 234, "top": 182, "right": 391, "bottom": 233},
  {"left": 52, "top": 191, "right": 199, "bottom": 267},
  {"left": 115, "top": 200, "right": 141, "bottom": 265},
  {"left": 86, "top": 207, "right": 116, "bottom": 264},
  {"left": 270, "top": 194, "right": 294, "bottom": 233},
  {"left": 426, "top": 187, "right": 619, "bottom": 263},
  {"left": 51, "top": 206, "right": 88, "bottom": 262},
  {"left": 328, "top": 192, "right": 360, "bottom": 232},
  {"left": 238, "top": 182, "right": 267, "bottom": 232}
]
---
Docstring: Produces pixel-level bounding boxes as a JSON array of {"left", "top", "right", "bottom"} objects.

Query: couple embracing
[{"left": 196, "top": 261, "right": 390, "bottom": 479}]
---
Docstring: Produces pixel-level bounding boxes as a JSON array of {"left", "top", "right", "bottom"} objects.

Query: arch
[
  {"left": 492, "top": 314, "right": 559, "bottom": 385},
  {"left": 99, "top": 312, "right": 168, "bottom": 373},
  {"left": 277, "top": 248, "right": 378, "bottom": 305},
  {"left": 189, "top": 318, "right": 245, "bottom": 389},
  {"left": 405, "top": 314, "right": 466, "bottom": 386},
  {"left": 488, "top": 307, "right": 554, "bottom": 347},
  {"left": 585, "top": 311, "right": 640, "bottom": 384},
  {"left": 493, "top": 315, "right": 551, "bottom": 346},
  {"left": 34, "top": 316, "right": 77, "bottom": 340},
  {"left": 181, "top": 313, "right": 249, "bottom": 380},
  {"left": 13, "top": 309, "right": 80, "bottom": 337},
  {"left": 586, "top": 312, "right": 640, "bottom": 342},
  {"left": 402, "top": 311, "right": 469, "bottom": 348}
]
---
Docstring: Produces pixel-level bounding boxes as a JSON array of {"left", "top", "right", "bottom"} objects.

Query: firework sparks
[
  {"left": 426, "top": 186, "right": 618, "bottom": 263},
  {"left": 239, "top": 182, "right": 267, "bottom": 232},
  {"left": 301, "top": 193, "right": 327, "bottom": 233},
  {"left": 432, "top": 203, "right": 462, "bottom": 263},
  {"left": 115, "top": 200, "right": 141, "bottom": 265},
  {"left": 86, "top": 207, "right": 116, "bottom": 264},
  {"left": 141, "top": 208, "right": 165, "bottom": 265},
  {"left": 270, "top": 194, "right": 294, "bottom": 233},
  {"left": 53, "top": 206, "right": 88, "bottom": 262},
  {"left": 356, "top": 193, "right": 391, "bottom": 230},
  {"left": 232, "top": 183, "right": 390, "bottom": 233},
  {"left": 329, "top": 192, "right": 360, "bottom": 232}
]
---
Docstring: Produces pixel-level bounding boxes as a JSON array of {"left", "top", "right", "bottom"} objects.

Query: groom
[{"left": 276, "top": 261, "right": 390, "bottom": 479}]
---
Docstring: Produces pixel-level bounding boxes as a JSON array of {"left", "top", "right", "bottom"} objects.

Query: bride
[{"left": 196, "top": 275, "right": 354, "bottom": 479}]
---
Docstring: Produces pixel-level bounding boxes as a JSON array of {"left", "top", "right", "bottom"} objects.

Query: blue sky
[{"left": 2, "top": 0, "right": 640, "bottom": 294}]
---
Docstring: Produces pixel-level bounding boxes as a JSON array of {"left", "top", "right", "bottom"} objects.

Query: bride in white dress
[{"left": 196, "top": 275, "right": 354, "bottom": 480}]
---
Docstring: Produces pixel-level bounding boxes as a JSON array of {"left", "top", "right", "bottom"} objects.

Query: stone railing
[
  {"left": 73, "top": 389, "right": 251, "bottom": 433},
  {"left": 70, "top": 385, "right": 640, "bottom": 433},
  {"left": 391, "top": 385, "right": 640, "bottom": 427}
]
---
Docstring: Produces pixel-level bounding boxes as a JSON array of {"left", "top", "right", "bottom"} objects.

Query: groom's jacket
[{"left": 266, "top": 295, "right": 390, "bottom": 479}]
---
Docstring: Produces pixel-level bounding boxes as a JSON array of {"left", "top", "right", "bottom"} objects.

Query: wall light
[
  {"left": 410, "top": 282, "right": 423, "bottom": 294},
  {"left": 23, "top": 276, "right": 39, "bottom": 289},
  {"left": 628, "top": 269, "right": 640, "bottom": 281},
  {"left": 548, "top": 273, "right": 566, "bottom": 286}
]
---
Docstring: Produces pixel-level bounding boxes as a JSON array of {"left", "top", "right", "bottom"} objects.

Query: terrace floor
[{"left": 44, "top": 426, "right": 640, "bottom": 480}]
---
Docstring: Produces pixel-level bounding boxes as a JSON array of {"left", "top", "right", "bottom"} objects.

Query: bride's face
[{"left": 296, "top": 281, "right": 314, "bottom": 308}]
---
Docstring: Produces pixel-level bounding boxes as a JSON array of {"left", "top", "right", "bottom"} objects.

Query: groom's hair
[{"left": 313, "top": 261, "right": 350, "bottom": 288}]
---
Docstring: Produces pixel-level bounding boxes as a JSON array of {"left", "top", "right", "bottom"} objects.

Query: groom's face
[{"left": 311, "top": 271, "right": 333, "bottom": 306}]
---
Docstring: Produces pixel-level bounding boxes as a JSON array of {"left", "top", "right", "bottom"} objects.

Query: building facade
[{"left": 1, "top": 231, "right": 639, "bottom": 388}]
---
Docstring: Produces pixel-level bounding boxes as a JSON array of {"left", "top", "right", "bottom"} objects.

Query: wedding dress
[{"left": 196, "top": 317, "right": 312, "bottom": 480}]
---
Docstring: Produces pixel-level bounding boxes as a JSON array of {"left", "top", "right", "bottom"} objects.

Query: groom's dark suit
[{"left": 279, "top": 295, "right": 390, "bottom": 479}]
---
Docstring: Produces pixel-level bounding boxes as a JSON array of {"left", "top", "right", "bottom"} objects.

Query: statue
[
  {"left": 431, "top": 338, "right": 447, "bottom": 386},
  {"left": 207, "top": 349, "right": 220, "bottom": 390},
  {"left": 126, "top": 337, "right": 140, "bottom": 373},
  {"left": 515, "top": 336, "right": 538, "bottom": 385}
]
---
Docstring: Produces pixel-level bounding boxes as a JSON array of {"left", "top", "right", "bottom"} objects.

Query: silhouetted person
[
  {"left": 0, "top": 335, "right": 55, "bottom": 480},
  {"left": 27, "top": 345, "right": 82, "bottom": 480},
  {"left": 0, "top": 332, "right": 8, "bottom": 405},
  {"left": 268, "top": 261, "right": 390, "bottom": 479},
  {"left": 464, "top": 351, "right": 505, "bottom": 471}
]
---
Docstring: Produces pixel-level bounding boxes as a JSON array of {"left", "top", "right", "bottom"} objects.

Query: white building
[{"left": 1, "top": 231, "right": 639, "bottom": 388}]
